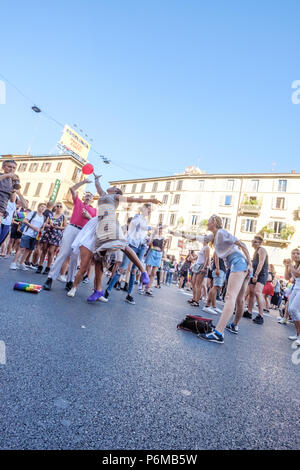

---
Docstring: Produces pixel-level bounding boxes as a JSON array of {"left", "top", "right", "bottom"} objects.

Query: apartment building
[
  {"left": 110, "top": 167, "right": 300, "bottom": 275},
  {"left": 1, "top": 154, "right": 88, "bottom": 216}
]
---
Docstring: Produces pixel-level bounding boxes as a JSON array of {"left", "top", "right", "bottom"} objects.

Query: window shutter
[
  {"left": 253, "top": 220, "right": 257, "bottom": 233},
  {"left": 241, "top": 219, "right": 246, "bottom": 232}
]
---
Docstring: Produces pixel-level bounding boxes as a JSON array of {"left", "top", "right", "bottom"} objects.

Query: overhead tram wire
[{"left": 0, "top": 72, "right": 183, "bottom": 177}]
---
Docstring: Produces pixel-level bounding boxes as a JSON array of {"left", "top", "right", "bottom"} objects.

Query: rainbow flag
[
  {"left": 13, "top": 282, "right": 43, "bottom": 294},
  {"left": 15, "top": 211, "right": 26, "bottom": 222}
]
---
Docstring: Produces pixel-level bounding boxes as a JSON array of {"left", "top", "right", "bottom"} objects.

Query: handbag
[{"left": 177, "top": 314, "right": 214, "bottom": 335}]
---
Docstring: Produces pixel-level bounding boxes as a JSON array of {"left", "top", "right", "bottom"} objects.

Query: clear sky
[{"left": 1, "top": 0, "right": 300, "bottom": 188}]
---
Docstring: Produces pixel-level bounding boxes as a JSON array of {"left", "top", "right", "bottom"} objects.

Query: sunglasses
[{"left": 56, "top": 205, "right": 62, "bottom": 208}]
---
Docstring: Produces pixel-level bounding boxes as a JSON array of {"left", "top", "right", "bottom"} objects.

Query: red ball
[{"left": 82, "top": 163, "right": 94, "bottom": 175}]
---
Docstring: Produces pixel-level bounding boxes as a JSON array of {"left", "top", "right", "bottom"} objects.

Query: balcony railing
[
  {"left": 264, "top": 233, "right": 292, "bottom": 244},
  {"left": 239, "top": 203, "right": 261, "bottom": 215}
]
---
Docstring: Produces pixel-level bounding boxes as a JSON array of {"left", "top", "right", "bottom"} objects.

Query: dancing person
[
  {"left": 43, "top": 179, "right": 96, "bottom": 291},
  {"left": 170, "top": 214, "right": 252, "bottom": 344},
  {"left": 104, "top": 201, "right": 162, "bottom": 305},
  {"left": 284, "top": 250, "right": 300, "bottom": 346},
  {"left": 36, "top": 202, "right": 67, "bottom": 274},
  {"left": 142, "top": 225, "right": 166, "bottom": 296},
  {"left": 243, "top": 235, "right": 269, "bottom": 324}
]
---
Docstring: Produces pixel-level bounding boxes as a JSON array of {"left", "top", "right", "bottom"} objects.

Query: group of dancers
[{"left": 1, "top": 158, "right": 299, "bottom": 347}]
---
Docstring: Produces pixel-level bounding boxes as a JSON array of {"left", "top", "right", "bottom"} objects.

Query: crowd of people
[{"left": 0, "top": 158, "right": 299, "bottom": 347}]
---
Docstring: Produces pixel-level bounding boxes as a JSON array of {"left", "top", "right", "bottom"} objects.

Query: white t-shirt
[
  {"left": 2, "top": 201, "right": 16, "bottom": 225},
  {"left": 197, "top": 246, "right": 208, "bottom": 265},
  {"left": 127, "top": 214, "right": 151, "bottom": 248},
  {"left": 23, "top": 211, "right": 45, "bottom": 238}
]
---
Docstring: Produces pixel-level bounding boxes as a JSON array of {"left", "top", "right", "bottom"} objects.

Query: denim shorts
[
  {"left": 20, "top": 234, "right": 37, "bottom": 251},
  {"left": 226, "top": 251, "right": 248, "bottom": 273},
  {"left": 212, "top": 269, "right": 226, "bottom": 287}
]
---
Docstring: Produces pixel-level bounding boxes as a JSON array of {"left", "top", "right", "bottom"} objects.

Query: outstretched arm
[{"left": 70, "top": 178, "right": 91, "bottom": 202}]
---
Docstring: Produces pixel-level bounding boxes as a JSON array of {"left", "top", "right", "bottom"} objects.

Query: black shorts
[
  {"left": 250, "top": 270, "right": 268, "bottom": 286},
  {"left": 207, "top": 269, "right": 213, "bottom": 280},
  {"left": 179, "top": 270, "right": 188, "bottom": 280},
  {"left": 10, "top": 224, "right": 22, "bottom": 240}
]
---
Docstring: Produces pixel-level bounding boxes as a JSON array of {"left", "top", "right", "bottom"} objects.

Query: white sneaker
[
  {"left": 279, "top": 318, "right": 288, "bottom": 324},
  {"left": 10, "top": 262, "right": 18, "bottom": 270},
  {"left": 97, "top": 296, "right": 108, "bottom": 303},
  {"left": 288, "top": 335, "right": 298, "bottom": 341},
  {"left": 19, "top": 263, "right": 28, "bottom": 271},
  {"left": 214, "top": 307, "right": 223, "bottom": 314},
  {"left": 67, "top": 287, "right": 77, "bottom": 297},
  {"left": 295, "top": 337, "right": 300, "bottom": 346},
  {"left": 57, "top": 275, "right": 67, "bottom": 283},
  {"left": 202, "top": 306, "right": 218, "bottom": 315}
]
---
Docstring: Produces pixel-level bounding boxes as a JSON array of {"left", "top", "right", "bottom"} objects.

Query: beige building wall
[
  {"left": 111, "top": 169, "right": 300, "bottom": 276},
  {"left": 1, "top": 154, "right": 91, "bottom": 216}
]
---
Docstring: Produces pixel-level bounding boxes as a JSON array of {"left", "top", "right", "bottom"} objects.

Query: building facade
[
  {"left": 1, "top": 154, "right": 88, "bottom": 216},
  {"left": 110, "top": 167, "right": 300, "bottom": 275}
]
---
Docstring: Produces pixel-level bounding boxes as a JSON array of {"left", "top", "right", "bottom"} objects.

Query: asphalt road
[{"left": 0, "top": 258, "right": 299, "bottom": 450}]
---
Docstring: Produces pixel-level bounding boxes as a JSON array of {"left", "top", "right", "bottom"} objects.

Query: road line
[{"left": 0, "top": 341, "right": 6, "bottom": 365}]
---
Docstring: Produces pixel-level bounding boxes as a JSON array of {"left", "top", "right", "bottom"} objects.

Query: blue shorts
[
  {"left": 20, "top": 235, "right": 37, "bottom": 251},
  {"left": 145, "top": 249, "right": 162, "bottom": 268},
  {"left": 212, "top": 269, "right": 226, "bottom": 287},
  {"left": 226, "top": 251, "right": 248, "bottom": 273}
]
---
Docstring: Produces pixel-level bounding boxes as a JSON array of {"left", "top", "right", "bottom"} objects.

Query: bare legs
[{"left": 72, "top": 246, "right": 93, "bottom": 289}]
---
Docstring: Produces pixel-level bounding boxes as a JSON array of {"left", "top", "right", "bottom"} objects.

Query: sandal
[
  {"left": 187, "top": 299, "right": 195, "bottom": 304},
  {"left": 190, "top": 301, "right": 200, "bottom": 307}
]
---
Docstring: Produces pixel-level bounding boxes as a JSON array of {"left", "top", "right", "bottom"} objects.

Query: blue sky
[{"left": 1, "top": 0, "right": 300, "bottom": 188}]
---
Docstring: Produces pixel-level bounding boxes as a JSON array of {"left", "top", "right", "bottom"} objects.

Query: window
[
  {"left": 176, "top": 180, "right": 183, "bottom": 191},
  {"left": 159, "top": 213, "right": 164, "bottom": 224},
  {"left": 226, "top": 179, "right": 234, "bottom": 191},
  {"left": 191, "top": 215, "right": 198, "bottom": 226},
  {"left": 162, "top": 194, "right": 168, "bottom": 204},
  {"left": 131, "top": 184, "right": 137, "bottom": 193},
  {"left": 225, "top": 195, "right": 232, "bottom": 206},
  {"left": 152, "top": 182, "right": 158, "bottom": 192},
  {"left": 173, "top": 194, "right": 180, "bottom": 205},
  {"left": 222, "top": 217, "right": 231, "bottom": 230},
  {"left": 29, "top": 163, "right": 38, "bottom": 172},
  {"left": 23, "top": 182, "right": 30, "bottom": 196},
  {"left": 170, "top": 214, "right": 177, "bottom": 226},
  {"left": 41, "top": 162, "right": 51, "bottom": 172},
  {"left": 199, "top": 180, "right": 205, "bottom": 191},
  {"left": 272, "top": 221, "right": 285, "bottom": 235},
  {"left": 55, "top": 162, "right": 62, "bottom": 172},
  {"left": 275, "top": 197, "right": 285, "bottom": 210},
  {"left": 72, "top": 167, "right": 81, "bottom": 182},
  {"left": 249, "top": 179, "right": 259, "bottom": 192},
  {"left": 34, "top": 183, "right": 42, "bottom": 197},
  {"left": 165, "top": 181, "right": 171, "bottom": 191},
  {"left": 121, "top": 184, "right": 126, "bottom": 193},
  {"left": 18, "top": 163, "right": 27, "bottom": 172},
  {"left": 241, "top": 219, "right": 257, "bottom": 233},
  {"left": 278, "top": 180, "right": 287, "bottom": 192},
  {"left": 141, "top": 183, "right": 146, "bottom": 193}
]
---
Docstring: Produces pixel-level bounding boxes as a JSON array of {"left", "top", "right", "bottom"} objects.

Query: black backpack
[{"left": 177, "top": 314, "right": 214, "bottom": 335}]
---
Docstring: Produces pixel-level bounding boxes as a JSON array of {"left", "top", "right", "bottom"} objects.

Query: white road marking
[{"left": 0, "top": 341, "right": 6, "bottom": 365}]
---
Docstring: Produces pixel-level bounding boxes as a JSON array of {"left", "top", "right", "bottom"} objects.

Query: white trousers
[{"left": 49, "top": 224, "right": 81, "bottom": 282}]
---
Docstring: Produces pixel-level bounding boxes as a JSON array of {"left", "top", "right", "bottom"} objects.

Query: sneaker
[
  {"left": 87, "top": 289, "right": 105, "bottom": 303},
  {"left": 202, "top": 306, "right": 218, "bottom": 315},
  {"left": 57, "top": 275, "right": 67, "bottom": 283},
  {"left": 28, "top": 262, "right": 37, "bottom": 270},
  {"left": 138, "top": 290, "right": 145, "bottom": 295},
  {"left": 104, "top": 289, "right": 109, "bottom": 299},
  {"left": 253, "top": 315, "right": 264, "bottom": 324},
  {"left": 145, "top": 291, "right": 154, "bottom": 297},
  {"left": 67, "top": 287, "right": 77, "bottom": 297},
  {"left": 24, "top": 261, "right": 31, "bottom": 268},
  {"left": 288, "top": 335, "right": 298, "bottom": 340},
  {"left": 263, "top": 309, "right": 270, "bottom": 313},
  {"left": 10, "top": 262, "right": 18, "bottom": 270},
  {"left": 243, "top": 310, "right": 252, "bottom": 319},
  {"left": 43, "top": 278, "right": 53, "bottom": 291},
  {"left": 36, "top": 265, "right": 43, "bottom": 274},
  {"left": 125, "top": 295, "right": 135, "bottom": 305},
  {"left": 278, "top": 317, "right": 288, "bottom": 324},
  {"left": 121, "top": 282, "right": 129, "bottom": 292},
  {"left": 19, "top": 263, "right": 28, "bottom": 271},
  {"left": 226, "top": 323, "right": 239, "bottom": 335},
  {"left": 198, "top": 330, "right": 224, "bottom": 344},
  {"left": 214, "top": 307, "right": 223, "bottom": 314},
  {"left": 141, "top": 272, "right": 150, "bottom": 286},
  {"left": 65, "top": 281, "right": 73, "bottom": 291},
  {"left": 42, "top": 267, "right": 50, "bottom": 275},
  {"left": 295, "top": 337, "right": 300, "bottom": 347},
  {"left": 82, "top": 275, "right": 90, "bottom": 284}
]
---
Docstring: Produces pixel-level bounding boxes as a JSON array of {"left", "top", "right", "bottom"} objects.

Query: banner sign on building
[
  {"left": 59, "top": 125, "right": 90, "bottom": 161},
  {"left": 50, "top": 179, "right": 61, "bottom": 202}
]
